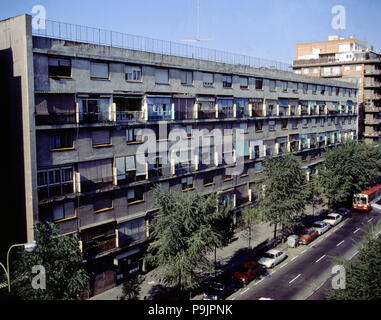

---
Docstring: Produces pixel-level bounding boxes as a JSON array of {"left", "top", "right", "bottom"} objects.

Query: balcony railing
[
  {"left": 32, "top": 19, "right": 291, "bottom": 72},
  {"left": 83, "top": 236, "right": 116, "bottom": 257},
  {"left": 35, "top": 113, "right": 76, "bottom": 125},
  {"left": 80, "top": 176, "right": 114, "bottom": 192},
  {"left": 198, "top": 109, "right": 216, "bottom": 119},
  {"left": 116, "top": 111, "right": 144, "bottom": 122},
  {"left": 218, "top": 107, "right": 234, "bottom": 119},
  {"left": 175, "top": 162, "right": 195, "bottom": 175}
]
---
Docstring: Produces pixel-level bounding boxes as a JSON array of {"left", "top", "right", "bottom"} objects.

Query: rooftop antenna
[{"left": 181, "top": 0, "right": 214, "bottom": 43}]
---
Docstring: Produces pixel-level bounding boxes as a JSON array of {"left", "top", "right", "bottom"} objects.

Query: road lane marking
[
  {"left": 315, "top": 254, "right": 326, "bottom": 263},
  {"left": 336, "top": 240, "right": 345, "bottom": 247},
  {"left": 376, "top": 230, "right": 381, "bottom": 236},
  {"left": 300, "top": 249, "right": 307, "bottom": 254},
  {"left": 289, "top": 274, "right": 301, "bottom": 284},
  {"left": 353, "top": 228, "right": 361, "bottom": 234},
  {"left": 368, "top": 218, "right": 374, "bottom": 222},
  {"left": 291, "top": 255, "right": 298, "bottom": 262},
  {"left": 255, "top": 278, "right": 264, "bottom": 286},
  {"left": 279, "top": 262, "right": 288, "bottom": 269},
  {"left": 349, "top": 251, "right": 359, "bottom": 260},
  {"left": 241, "top": 288, "right": 249, "bottom": 294},
  {"left": 231, "top": 297, "right": 236, "bottom": 300}
]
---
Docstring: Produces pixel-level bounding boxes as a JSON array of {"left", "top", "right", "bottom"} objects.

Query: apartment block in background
[
  {"left": 1, "top": 15, "right": 358, "bottom": 297},
  {"left": 292, "top": 36, "right": 381, "bottom": 142}
]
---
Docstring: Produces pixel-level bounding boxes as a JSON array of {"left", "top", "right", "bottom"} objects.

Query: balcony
[
  {"left": 364, "top": 130, "right": 381, "bottom": 137},
  {"left": 148, "top": 112, "right": 173, "bottom": 121},
  {"left": 365, "top": 69, "right": 381, "bottom": 75},
  {"left": 252, "top": 108, "right": 265, "bottom": 117},
  {"left": 365, "top": 106, "right": 381, "bottom": 113},
  {"left": 364, "top": 117, "right": 381, "bottom": 125}
]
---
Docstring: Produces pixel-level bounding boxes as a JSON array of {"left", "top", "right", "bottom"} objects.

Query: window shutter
[
  {"left": 155, "top": 68, "right": 169, "bottom": 83},
  {"left": 92, "top": 129, "right": 110, "bottom": 145},
  {"left": 91, "top": 62, "right": 109, "bottom": 78},
  {"left": 116, "top": 157, "right": 126, "bottom": 180}
]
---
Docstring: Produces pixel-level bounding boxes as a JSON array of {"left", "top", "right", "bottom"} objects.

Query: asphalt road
[{"left": 228, "top": 208, "right": 381, "bottom": 300}]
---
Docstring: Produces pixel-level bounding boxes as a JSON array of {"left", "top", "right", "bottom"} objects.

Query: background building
[
  {"left": 292, "top": 36, "right": 381, "bottom": 142},
  {"left": 1, "top": 14, "right": 358, "bottom": 296}
]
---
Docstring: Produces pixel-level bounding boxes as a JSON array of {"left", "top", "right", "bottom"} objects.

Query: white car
[
  {"left": 323, "top": 213, "right": 343, "bottom": 226},
  {"left": 311, "top": 221, "right": 331, "bottom": 235},
  {"left": 258, "top": 249, "right": 287, "bottom": 268}
]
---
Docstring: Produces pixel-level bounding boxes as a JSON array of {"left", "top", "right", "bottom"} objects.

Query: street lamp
[{"left": 0, "top": 241, "right": 37, "bottom": 293}]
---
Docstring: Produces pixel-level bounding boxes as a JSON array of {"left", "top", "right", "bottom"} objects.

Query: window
[
  {"left": 255, "top": 120, "right": 263, "bottom": 132},
  {"left": 310, "top": 84, "right": 317, "bottom": 94},
  {"left": 280, "top": 81, "right": 288, "bottom": 92},
  {"left": 50, "top": 132, "right": 74, "bottom": 150},
  {"left": 222, "top": 75, "right": 232, "bottom": 88},
  {"left": 180, "top": 70, "right": 193, "bottom": 85},
  {"left": 125, "top": 65, "right": 142, "bottom": 81},
  {"left": 281, "top": 119, "right": 288, "bottom": 130},
  {"left": 255, "top": 78, "right": 263, "bottom": 90},
  {"left": 90, "top": 61, "right": 109, "bottom": 79},
  {"left": 320, "top": 85, "right": 325, "bottom": 95},
  {"left": 185, "top": 125, "right": 192, "bottom": 138},
  {"left": 78, "top": 97, "right": 112, "bottom": 123},
  {"left": 126, "top": 128, "right": 143, "bottom": 143},
  {"left": 116, "top": 155, "right": 146, "bottom": 183},
  {"left": 302, "top": 118, "right": 308, "bottom": 127},
  {"left": 118, "top": 217, "right": 146, "bottom": 245},
  {"left": 336, "top": 87, "right": 340, "bottom": 96},
  {"left": 203, "top": 173, "right": 214, "bottom": 186},
  {"left": 203, "top": 73, "right": 214, "bottom": 86},
  {"left": 92, "top": 129, "right": 111, "bottom": 147},
  {"left": 268, "top": 120, "right": 276, "bottom": 131},
  {"left": 302, "top": 83, "right": 308, "bottom": 94},
  {"left": 327, "top": 86, "right": 332, "bottom": 96},
  {"left": 37, "top": 166, "right": 74, "bottom": 200},
  {"left": 52, "top": 202, "right": 75, "bottom": 221},
  {"left": 48, "top": 57, "right": 71, "bottom": 78},
  {"left": 240, "top": 77, "right": 248, "bottom": 89},
  {"left": 290, "top": 82, "right": 298, "bottom": 93},
  {"left": 269, "top": 80, "right": 276, "bottom": 91},
  {"left": 181, "top": 176, "right": 194, "bottom": 191},
  {"left": 155, "top": 68, "right": 169, "bottom": 84},
  {"left": 94, "top": 195, "right": 113, "bottom": 213},
  {"left": 127, "top": 187, "right": 144, "bottom": 204}
]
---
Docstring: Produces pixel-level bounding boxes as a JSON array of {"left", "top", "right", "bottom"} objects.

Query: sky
[{"left": 1, "top": 0, "right": 380, "bottom": 64}]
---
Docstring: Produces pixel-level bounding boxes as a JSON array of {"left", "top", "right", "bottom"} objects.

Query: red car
[
  {"left": 298, "top": 228, "right": 319, "bottom": 245},
  {"left": 233, "top": 261, "right": 263, "bottom": 285}
]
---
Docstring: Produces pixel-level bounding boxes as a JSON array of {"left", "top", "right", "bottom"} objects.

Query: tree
[
  {"left": 119, "top": 273, "right": 143, "bottom": 300},
  {"left": 145, "top": 187, "right": 232, "bottom": 296},
  {"left": 260, "top": 154, "right": 307, "bottom": 242},
  {"left": 304, "top": 178, "right": 323, "bottom": 217},
  {"left": 317, "top": 140, "right": 381, "bottom": 208},
  {"left": 326, "top": 224, "right": 381, "bottom": 300},
  {"left": 10, "top": 222, "right": 90, "bottom": 300},
  {"left": 241, "top": 204, "right": 262, "bottom": 253}
]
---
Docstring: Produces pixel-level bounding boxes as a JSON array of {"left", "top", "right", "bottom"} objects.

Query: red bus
[{"left": 353, "top": 184, "right": 381, "bottom": 211}]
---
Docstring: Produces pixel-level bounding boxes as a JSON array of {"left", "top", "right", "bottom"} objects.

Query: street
[{"left": 227, "top": 208, "right": 381, "bottom": 300}]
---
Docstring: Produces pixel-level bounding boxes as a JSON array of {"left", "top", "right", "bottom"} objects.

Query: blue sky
[{"left": 1, "top": 0, "right": 380, "bottom": 63}]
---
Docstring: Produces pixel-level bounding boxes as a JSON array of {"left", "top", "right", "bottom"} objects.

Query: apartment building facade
[
  {"left": 1, "top": 15, "right": 358, "bottom": 296},
  {"left": 292, "top": 36, "right": 381, "bottom": 143}
]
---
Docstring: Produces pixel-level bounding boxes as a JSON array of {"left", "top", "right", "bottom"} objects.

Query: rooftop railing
[{"left": 32, "top": 19, "right": 292, "bottom": 72}]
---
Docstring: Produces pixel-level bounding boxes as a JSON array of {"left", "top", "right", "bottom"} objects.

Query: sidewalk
[{"left": 90, "top": 202, "right": 328, "bottom": 300}]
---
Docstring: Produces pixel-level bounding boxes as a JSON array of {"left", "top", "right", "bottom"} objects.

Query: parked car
[
  {"left": 202, "top": 280, "right": 240, "bottom": 300},
  {"left": 323, "top": 213, "right": 343, "bottom": 226},
  {"left": 298, "top": 228, "right": 319, "bottom": 245},
  {"left": 337, "top": 208, "right": 352, "bottom": 219},
  {"left": 258, "top": 249, "right": 287, "bottom": 268},
  {"left": 310, "top": 221, "right": 331, "bottom": 235},
  {"left": 233, "top": 261, "right": 263, "bottom": 285}
]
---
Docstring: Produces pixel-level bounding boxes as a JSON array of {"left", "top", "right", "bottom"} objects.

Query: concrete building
[
  {"left": 1, "top": 14, "right": 358, "bottom": 297},
  {"left": 292, "top": 36, "right": 381, "bottom": 142}
]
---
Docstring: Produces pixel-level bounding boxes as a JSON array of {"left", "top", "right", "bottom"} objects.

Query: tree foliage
[
  {"left": 317, "top": 141, "right": 381, "bottom": 208},
  {"left": 10, "top": 222, "right": 90, "bottom": 300},
  {"left": 145, "top": 187, "right": 233, "bottom": 293},
  {"left": 326, "top": 225, "right": 381, "bottom": 300},
  {"left": 242, "top": 204, "right": 262, "bottom": 251},
  {"left": 259, "top": 154, "right": 307, "bottom": 241}
]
